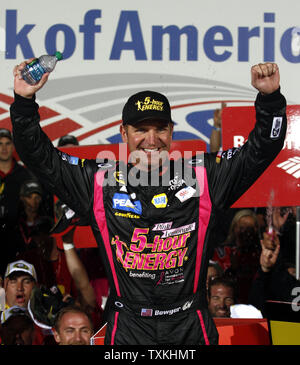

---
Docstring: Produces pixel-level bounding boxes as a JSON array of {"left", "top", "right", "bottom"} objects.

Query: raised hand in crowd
[
  {"left": 210, "top": 102, "right": 226, "bottom": 153},
  {"left": 213, "top": 102, "right": 226, "bottom": 129},
  {"left": 259, "top": 231, "right": 280, "bottom": 272}
]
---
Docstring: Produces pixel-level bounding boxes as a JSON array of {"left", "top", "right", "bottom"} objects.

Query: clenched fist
[{"left": 251, "top": 62, "right": 280, "bottom": 95}]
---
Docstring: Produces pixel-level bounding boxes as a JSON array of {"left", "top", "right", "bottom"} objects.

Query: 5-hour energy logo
[{"left": 111, "top": 227, "right": 190, "bottom": 271}]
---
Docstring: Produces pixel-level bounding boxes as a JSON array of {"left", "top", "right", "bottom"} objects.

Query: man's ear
[
  {"left": 120, "top": 125, "right": 128, "bottom": 143},
  {"left": 52, "top": 328, "right": 61, "bottom": 344}
]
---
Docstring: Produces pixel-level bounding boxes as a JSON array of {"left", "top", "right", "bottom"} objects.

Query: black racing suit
[{"left": 10, "top": 89, "right": 286, "bottom": 345}]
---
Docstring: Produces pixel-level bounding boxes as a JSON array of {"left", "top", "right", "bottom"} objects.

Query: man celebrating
[
  {"left": 10, "top": 62, "right": 286, "bottom": 345},
  {"left": 3, "top": 260, "right": 37, "bottom": 309}
]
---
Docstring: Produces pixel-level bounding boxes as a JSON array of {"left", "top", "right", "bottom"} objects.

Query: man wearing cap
[
  {"left": 18, "top": 180, "right": 44, "bottom": 243},
  {"left": 3, "top": 260, "right": 37, "bottom": 309},
  {"left": 0, "top": 305, "right": 36, "bottom": 345},
  {"left": 10, "top": 61, "right": 286, "bottom": 345},
  {"left": 2, "top": 259, "right": 57, "bottom": 345}
]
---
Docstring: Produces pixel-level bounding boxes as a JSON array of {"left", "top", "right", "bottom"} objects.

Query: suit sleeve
[
  {"left": 10, "top": 93, "right": 95, "bottom": 218},
  {"left": 205, "top": 88, "right": 287, "bottom": 210}
]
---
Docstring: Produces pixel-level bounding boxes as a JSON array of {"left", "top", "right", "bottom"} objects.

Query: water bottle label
[{"left": 25, "top": 61, "right": 46, "bottom": 82}]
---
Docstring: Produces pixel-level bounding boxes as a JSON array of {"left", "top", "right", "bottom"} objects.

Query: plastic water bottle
[{"left": 21, "top": 51, "right": 63, "bottom": 85}]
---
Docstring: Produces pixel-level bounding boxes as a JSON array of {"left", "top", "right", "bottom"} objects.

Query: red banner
[{"left": 222, "top": 105, "right": 300, "bottom": 207}]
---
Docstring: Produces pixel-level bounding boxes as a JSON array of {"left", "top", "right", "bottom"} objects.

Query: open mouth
[{"left": 16, "top": 294, "right": 25, "bottom": 304}]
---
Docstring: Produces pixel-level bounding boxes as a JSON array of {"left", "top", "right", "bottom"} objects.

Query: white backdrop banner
[{"left": 1, "top": 0, "right": 300, "bottom": 149}]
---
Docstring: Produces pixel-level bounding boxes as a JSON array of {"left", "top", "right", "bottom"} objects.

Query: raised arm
[
  {"left": 205, "top": 63, "right": 287, "bottom": 210},
  {"left": 62, "top": 228, "right": 97, "bottom": 310}
]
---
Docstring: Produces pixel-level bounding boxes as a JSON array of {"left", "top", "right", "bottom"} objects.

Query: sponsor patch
[
  {"left": 168, "top": 174, "right": 185, "bottom": 190},
  {"left": 270, "top": 117, "right": 283, "bottom": 139},
  {"left": 97, "top": 162, "right": 113, "bottom": 169},
  {"left": 114, "top": 171, "right": 126, "bottom": 185},
  {"left": 216, "top": 150, "right": 222, "bottom": 164},
  {"left": 182, "top": 300, "right": 193, "bottom": 311},
  {"left": 153, "top": 222, "right": 173, "bottom": 231},
  {"left": 151, "top": 193, "right": 168, "bottom": 208},
  {"left": 60, "top": 152, "right": 79, "bottom": 165},
  {"left": 141, "top": 308, "right": 153, "bottom": 317},
  {"left": 68, "top": 156, "right": 79, "bottom": 165},
  {"left": 136, "top": 97, "right": 164, "bottom": 112},
  {"left": 161, "top": 222, "right": 196, "bottom": 238},
  {"left": 188, "top": 158, "right": 203, "bottom": 165},
  {"left": 113, "top": 193, "right": 142, "bottom": 214},
  {"left": 114, "top": 212, "right": 140, "bottom": 219},
  {"left": 175, "top": 186, "right": 196, "bottom": 202}
]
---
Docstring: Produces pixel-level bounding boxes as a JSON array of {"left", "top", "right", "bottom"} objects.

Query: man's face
[
  {"left": 235, "top": 215, "right": 258, "bottom": 248},
  {"left": 21, "top": 193, "right": 42, "bottom": 213},
  {"left": 0, "top": 137, "right": 14, "bottom": 162},
  {"left": 4, "top": 273, "right": 35, "bottom": 308},
  {"left": 53, "top": 312, "right": 93, "bottom": 345},
  {"left": 2, "top": 316, "right": 35, "bottom": 345},
  {"left": 208, "top": 284, "right": 235, "bottom": 318},
  {"left": 120, "top": 119, "right": 173, "bottom": 171}
]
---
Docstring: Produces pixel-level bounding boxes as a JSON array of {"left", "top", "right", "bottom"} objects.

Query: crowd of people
[
  {"left": 0, "top": 60, "right": 297, "bottom": 345},
  {"left": 0, "top": 131, "right": 106, "bottom": 345}
]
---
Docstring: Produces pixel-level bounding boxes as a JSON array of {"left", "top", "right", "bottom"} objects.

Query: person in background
[
  {"left": 248, "top": 230, "right": 300, "bottom": 316},
  {"left": 17, "top": 216, "right": 76, "bottom": 297},
  {"left": 0, "top": 305, "right": 35, "bottom": 345},
  {"left": 207, "top": 277, "right": 236, "bottom": 318},
  {"left": 57, "top": 135, "right": 79, "bottom": 148},
  {"left": 212, "top": 209, "right": 261, "bottom": 303},
  {"left": 3, "top": 260, "right": 37, "bottom": 310},
  {"left": 0, "top": 128, "right": 33, "bottom": 276},
  {"left": 52, "top": 305, "right": 93, "bottom": 345},
  {"left": 209, "top": 102, "right": 226, "bottom": 153},
  {"left": 16, "top": 179, "right": 46, "bottom": 250},
  {"left": 61, "top": 226, "right": 103, "bottom": 330}
]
